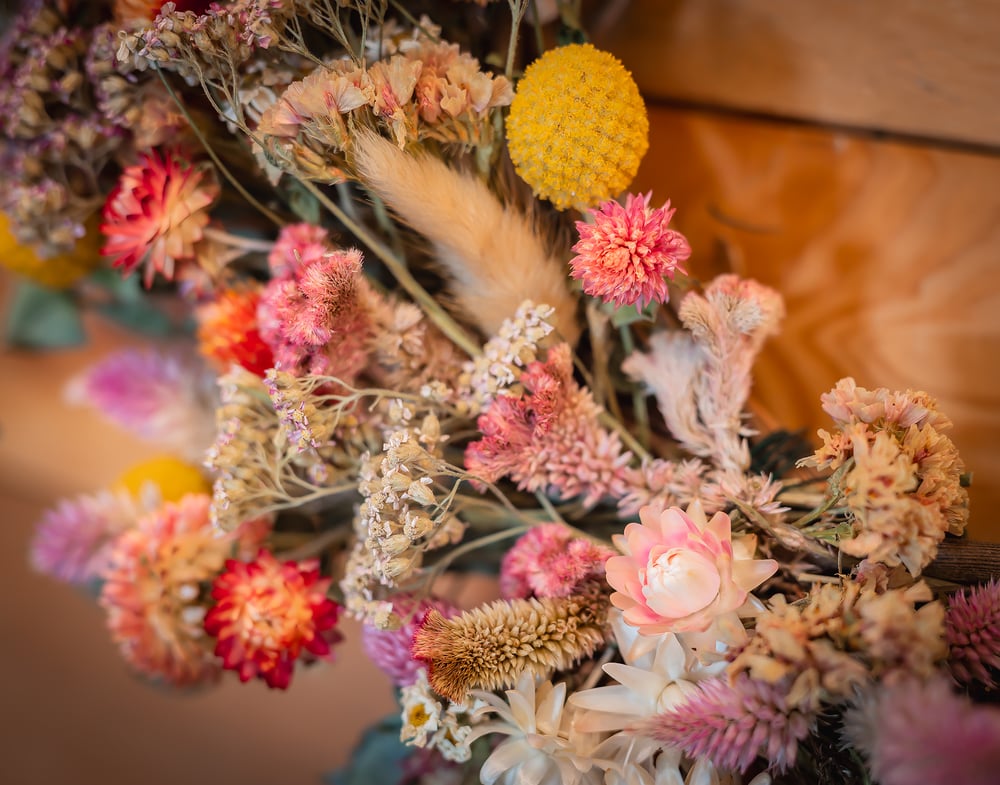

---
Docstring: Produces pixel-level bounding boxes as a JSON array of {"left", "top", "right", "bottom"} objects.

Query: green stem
[
  {"left": 506, "top": 0, "right": 529, "bottom": 79},
  {"left": 619, "top": 323, "right": 651, "bottom": 450},
  {"left": 427, "top": 524, "right": 532, "bottom": 582},
  {"left": 294, "top": 177, "right": 481, "bottom": 356},
  {"left": 599, "top": 409, "right": 652, "bottom": 461},
  {"left": 154, "top": 68, "right": 285, "bottom": 228}
]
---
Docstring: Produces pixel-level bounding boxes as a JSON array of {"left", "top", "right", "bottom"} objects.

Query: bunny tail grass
[{"left": 352, "top": 131, "right": 580, "bottom": 345}]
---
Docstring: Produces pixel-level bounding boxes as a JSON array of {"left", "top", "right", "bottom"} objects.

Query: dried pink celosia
[
  {"left": 499, "top": 523, "right": 616, "bottom": 599},
  {"left": 570, "top": 192, "right": 690, "bottom": 309},
  {"left": 638, "top": 674, "right": 812, "bottom": 773},
  {"left": 465, "top": 343, "right": 631, "bottom": 508},
  {"left": 605, "top": 503, "right": 777, "bottom": 635},
  {"left": 844, "top": 676, "right": 1000, "bottom": 785},
  {"left": 257, "top": 225, "right": 372, "bottom": 380},
  {"left": 947, "top": 579, "right": 1000, "bottom": 690}
]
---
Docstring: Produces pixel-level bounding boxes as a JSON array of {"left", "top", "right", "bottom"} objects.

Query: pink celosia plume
[
  {"left": 844, "top": 675, "right": 1000, "bottom": 785},
  {"left": 946, "top": 579, "right": 1000, "bottom": 689},
  {"left": 637, "top": 674, "right": 811, "bottom": 773},
  {"left": 465, "top": 343, "right": 632, "bottom": 508},
  {"left": 257, "top": 223, "right": 373, "bottom": 380}
]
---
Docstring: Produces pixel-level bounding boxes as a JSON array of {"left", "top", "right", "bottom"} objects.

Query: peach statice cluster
[{"left": 11, "top": 2, "right": 996, "bottom": 785}]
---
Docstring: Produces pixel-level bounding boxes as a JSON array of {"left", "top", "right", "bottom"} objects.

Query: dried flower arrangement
[{"left": 5, "top": 2, "right": 998, "bottom": 784}]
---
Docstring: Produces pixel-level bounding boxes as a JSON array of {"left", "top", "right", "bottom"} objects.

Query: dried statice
[
  {"left": 800, "top": 378, "right": 969, "bottom": 574},
  {"left": 255, "top": 19, "right": 512, "bottom": 180},
  {"left": 730, "top": 578, "right": 947, "bottom": 710},
  {"left": 0, "top": 0, "right": 126, "bottom": 256},
  {"left": 728, "top": 581, "right": 871, "bottom": 712}
]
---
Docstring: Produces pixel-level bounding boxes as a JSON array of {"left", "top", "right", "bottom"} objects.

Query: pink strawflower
[
  {"left": 267, "top": 222, "right": 332, "bottom": 279},
  {"left": 605, "top": 502, "right": 777, "bottom": 635},
  {"left": 100, "top": 148, "right": 219, "bottom": 286},
  {"left": 947, "top": 579, "right": 1000, "bottom": 689},
  {"left": 570, "top": 192, "right": 690, "bottom": 309},
  {"left": 30, "top": 490, "right": 143, "bottom": 586},
  {"left": 65, "top": 347, "right": 216, "bottom": 461},
  {"left": 465, "top": 343, "right": 632, "bottom": 508},
  {"left": 100, "top": 494, "right": 267, "bottom": 687},
  {"left": 361, "top": 595, "right": 459, "bottom": 686},
  {"left": 257, "top": 236, "right": 372, "bottom": 380},
  {"left": 638, "top": 674, "right": 811, "bottom": 773},
  {"left": 844, "top": 675, "right": 1000, "bottom": 785},
  {"left": 204, "top": 549, "right": 342, "bottom": 689},
  {"left": 500, "top": 523, "right": 616, "bottom": 599}
]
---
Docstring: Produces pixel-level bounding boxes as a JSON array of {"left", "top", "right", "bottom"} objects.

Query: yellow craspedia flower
[
  {"left": 0, "top": 212, "right": 102, "bottom": 289},
  {"left": 115, "top": 455, "right": 211, "bottom": 504},
  {"left": 506, "top": 43, "right": 649, "bottom": 212}
]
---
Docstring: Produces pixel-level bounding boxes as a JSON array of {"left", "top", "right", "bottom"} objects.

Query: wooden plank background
[{"left": 595, "top": 0, "right": 1000, "bottom": 149}]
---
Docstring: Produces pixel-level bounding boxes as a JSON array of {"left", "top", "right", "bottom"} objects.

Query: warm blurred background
[{"left": 2, "top": 1, "right": 999, "bottom": 783}]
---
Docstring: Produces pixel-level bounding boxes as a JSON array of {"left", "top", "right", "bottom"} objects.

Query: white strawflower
[{"left": 468, "top": 672, "right": 600, "bottom": 785}]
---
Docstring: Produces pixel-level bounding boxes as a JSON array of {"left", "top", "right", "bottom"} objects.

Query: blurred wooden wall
[{"left": 597, "top": 0, "right": 1000, "bottom": 540}]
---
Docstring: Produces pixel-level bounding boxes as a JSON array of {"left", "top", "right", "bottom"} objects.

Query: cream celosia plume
[
  {"left": 351, "top": 130, "right": 580, "bottom": 344},
  {"left": 411, "top": 591, "right": 608, "bottom": 701}
]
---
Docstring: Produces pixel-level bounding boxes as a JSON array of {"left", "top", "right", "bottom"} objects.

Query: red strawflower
[
  {"left": 570, "top": 192, "right": 690, "bottom": 309},
  {"left": 204, "top": 549, "right": 341, "bottom": 689},
  {"left": 101, "top": 148, "right": 218, "bottom": 287},
  {"left": 197, "top": 285, "right": 275, "bottom": 376}
]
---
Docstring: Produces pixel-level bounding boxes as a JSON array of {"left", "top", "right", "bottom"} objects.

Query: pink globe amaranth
[{"left": 605, "top": 503, "right": 778, "bottom": 635}]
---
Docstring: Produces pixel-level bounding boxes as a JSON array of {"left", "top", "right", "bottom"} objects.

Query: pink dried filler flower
[
  {"left": 570, "top": 192, "right": 690, "bottom": 309},
  {"left": 500, "top": 523, "right": 616, "bottom": 599}
]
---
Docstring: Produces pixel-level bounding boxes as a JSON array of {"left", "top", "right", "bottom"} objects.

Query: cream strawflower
[
  {"left": 468, "top": 673, "right": 600, "bottom": 785},
  {"left": 569, "top": 610, "right": 728, "bottom": 771},
  {"left": 606, "top": 502, "right": 777, "bottom": 635}
]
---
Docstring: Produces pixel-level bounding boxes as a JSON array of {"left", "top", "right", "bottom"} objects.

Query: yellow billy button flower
[
  {"left": 115, "top": 455, "right": 211, "bottom": 504},
  {"left": 505, "top": 43, "right": 649, "bottom": 212},
  {"left": 0, "top": 212, "right": 102, "bottom": 289}
]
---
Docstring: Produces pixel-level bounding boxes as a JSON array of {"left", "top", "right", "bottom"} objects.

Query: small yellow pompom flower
[
  {"left": 506, "top": 43, "right": 649, "bottom": 212},
  {"left": 115, "top": 455, "right": 211, "bottom": 504},
  {"left": 0, "top": 212, "right": 102, "bottom": 289}
]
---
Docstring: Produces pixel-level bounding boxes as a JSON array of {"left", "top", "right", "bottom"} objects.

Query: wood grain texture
[
  {"left": 594, "top": 0, "right": 1000, "bottom": 148},
  {"left": 634, "top": 106, "right": 1000, "bottom": 540}
]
